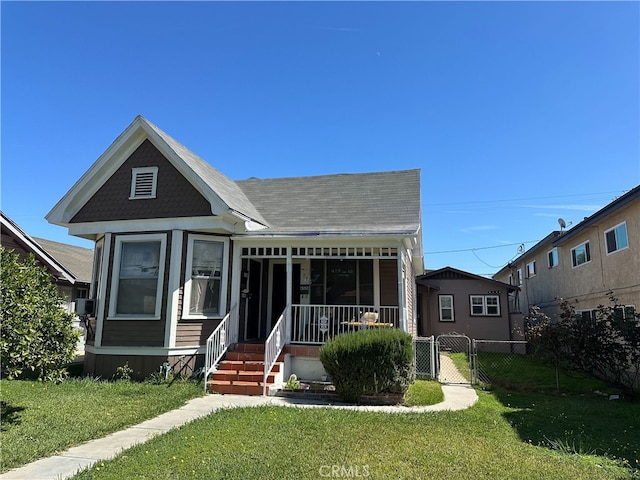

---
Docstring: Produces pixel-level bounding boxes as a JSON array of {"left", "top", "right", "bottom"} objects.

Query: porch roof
[{"left": 236, "top": 169, "right": 421, "bottom": 236}]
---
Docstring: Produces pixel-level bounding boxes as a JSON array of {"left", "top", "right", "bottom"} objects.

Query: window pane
[
  {"left": 310, "top": 260, "right": 325, "bottom": 304},
  {"left": 441, "top": 309, "right": 453, "bottom": 321},
  {"left": 326, "top": 260, "right": 356, "bottom": 305},
  {"left": 358, "top": 260, "right": 374, "bottom": 305},
  {"left": 116, "top": 242, "right": 160, "bottom": 315},
  {"left": 616, "top": 224, "right": 628, "bottom": 249},
  {"left": 189, "top": 240, "right": 223, "bottom": 315},
  {"left": 606, "top": 230, "right": 617, "bottom": 253}
]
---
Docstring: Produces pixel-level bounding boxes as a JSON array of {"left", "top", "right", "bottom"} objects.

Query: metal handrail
[
  {"left": 290, "top": 304, "right": 400, "bottom": 344},
  {"left": 263, "top": 307, "right": 287, "bottom": 396},
  {"left": 203, "top": 304, "right": 238, "bottom": 392}
]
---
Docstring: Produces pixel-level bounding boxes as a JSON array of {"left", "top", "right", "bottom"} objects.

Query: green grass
[
  {"left": 404, "top": 379, "right": 444, "bottom": 406},
  {"left": 0, "top": 378, "right": 204, "bottom": 472},
  {"left": 70, "top": 392, "right": 639, "bottom": 480},
  {"left": 449, "top": 352, "right": 617, "bottom": 396}
]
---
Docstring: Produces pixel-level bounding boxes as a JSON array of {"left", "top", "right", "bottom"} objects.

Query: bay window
[
  {"left": 183, "top": 235, "right": 228, "bottom": 318},
  {"left": 110, "top": 234, "right": 166, "bottom": 318}
]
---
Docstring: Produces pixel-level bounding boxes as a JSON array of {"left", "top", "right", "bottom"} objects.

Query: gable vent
[{"left": 130, "top": 167, "right": 158, "bottom": 199}]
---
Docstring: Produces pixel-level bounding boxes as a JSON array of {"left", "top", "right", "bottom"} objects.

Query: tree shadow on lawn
[
  {"left": 0, "top": 401, "right": 25, "bottom": 431},
  {"left": 492, "top": 388, "right": 640, "bottom": 471}
]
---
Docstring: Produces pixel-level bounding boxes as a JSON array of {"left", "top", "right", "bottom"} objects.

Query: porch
[{"left": 204, "top": 303, "right": 400, "bottom": 395}]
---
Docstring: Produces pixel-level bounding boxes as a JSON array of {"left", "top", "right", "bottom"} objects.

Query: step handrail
[
  {"left": 263, "top": 307, "right": 287, "bottom": 396},
  {"left": 203, "top": 303, "right": 238, "bottom": 392}
]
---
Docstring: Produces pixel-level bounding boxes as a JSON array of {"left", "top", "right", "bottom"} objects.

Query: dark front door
[
  {"left": 271, "top": 263, "right": 301, "bottom": 331},
  {"left": 244, "top": 259, "right": 262, "bottom": 340}
]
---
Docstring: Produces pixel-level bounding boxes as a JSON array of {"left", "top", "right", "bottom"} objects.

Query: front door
[
  {"left": 244, "top": 259, "right": 262, "bottom": 340},
  {"left": 270, "top": 263, "right": 301, "bottom": 332}
]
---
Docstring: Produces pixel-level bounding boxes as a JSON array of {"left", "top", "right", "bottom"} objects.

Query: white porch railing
[
  {"left": 203, "top": 303, "right": 238, "bottom": 392},
  {"left": 263, "top": 307, "right": 288, "bottom": 396},
  {"left": 290, "top": 304, "right": 400, "bottom": 344}
]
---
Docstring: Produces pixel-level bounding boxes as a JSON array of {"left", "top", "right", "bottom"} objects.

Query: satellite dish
[{"left": 558, "top": 218, "right": 567, "bottom": 230}]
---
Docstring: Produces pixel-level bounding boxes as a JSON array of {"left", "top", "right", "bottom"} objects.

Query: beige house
[{"left": 493, "top": 185, "right": 640, "bottom": 320}]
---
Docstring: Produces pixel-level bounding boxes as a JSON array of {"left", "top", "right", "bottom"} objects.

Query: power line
[
  {"left": 422, "top": 190, "right": 626, "bottom": 207},
  {"left": 424, "top": 240, "right": 539, "bottom": 255}
]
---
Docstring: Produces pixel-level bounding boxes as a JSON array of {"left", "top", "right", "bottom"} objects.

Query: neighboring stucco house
[
  {"left": 493, "top": 185, "right": 640, "bottom": 320},
  {"left": 416, "top": 267, "right": 521, "bottom": 341},
  {"left": 46, "top": 116, "right": 424, "bottom": 391},
  {"left": 1, "top": 211, "right": 93, "bottom": 352}
]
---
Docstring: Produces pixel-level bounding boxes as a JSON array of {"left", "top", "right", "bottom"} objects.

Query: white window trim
[
  {"left": 470, "top": 295, "right": 501, "bottom": 316},
  {"left": 571, "top": 241, "right": 591, "bottom": 268},
  {"left": 526, "top": 260, "right": 536, "bottom": 278},
  {"left": 604, "top": 221, "right": 629, "bottom": 255},
  {"left": 182, "top": 234, "right": 229, "bottom": 320},
  {"left": 547, "top": 247, "right": 558, "bottom": 268},
  {"left": 130, "top": 166, "right": 158, "bottom": 200},
  {"left": 438, "top": 294, "right": 454, "bottom": 322},
  {"left": 108, "top": 233, "right": 167, "bottom": 320}
]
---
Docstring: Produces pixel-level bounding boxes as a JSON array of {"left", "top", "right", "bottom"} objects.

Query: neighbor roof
[{"left": 34, "top": 238, "right": 93, "bottom": 284}]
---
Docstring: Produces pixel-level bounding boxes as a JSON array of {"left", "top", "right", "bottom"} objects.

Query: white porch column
[
  {"left": 397, "top": 246, "right": 407, "bottom": 332},
  {"left": 230, "top": 242, "right": 243, "bottom": 343},
  {"left": 286, "top": 246, "right": 293, "bottom": 343}
]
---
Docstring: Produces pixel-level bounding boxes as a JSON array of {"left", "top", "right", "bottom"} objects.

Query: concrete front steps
[{"left": 208, "top": 343, "right": 284, "bottom": 396}]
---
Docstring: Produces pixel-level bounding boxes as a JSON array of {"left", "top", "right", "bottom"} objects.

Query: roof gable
[
  {"left": 418, "top": 266, "right": 517, "bottom": 291},
  {"left": 1, "top": 211, "right": 77, "bottom": 284},
  {"left": 47, "top": 116, "right": 267, "bottom": 228}
]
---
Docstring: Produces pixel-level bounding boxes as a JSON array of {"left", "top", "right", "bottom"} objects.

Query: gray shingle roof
[
  {"left": 143, "top": 117, "right": 268, "bottom": 226},
  {"left": 236, "top": 169, "right": 421, "bottom": 235},
  {"left": 33, "top": 238, "right": 94, "bottom": 284}
]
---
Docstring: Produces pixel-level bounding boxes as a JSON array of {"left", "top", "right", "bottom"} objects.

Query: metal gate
[{"left": 435, "top": 333, "right": 472, "bottom": 384}]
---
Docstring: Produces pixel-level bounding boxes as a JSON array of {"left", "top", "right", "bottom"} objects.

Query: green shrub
[
  {"left": 319, "top": 328, "right": 415, "bottom": 403},
  {"left": 0, "top": 247, "right": 80, "bottom": 382}
]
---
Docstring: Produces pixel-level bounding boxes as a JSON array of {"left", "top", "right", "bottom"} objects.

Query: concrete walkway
[{"left": 1, "top": 384, "right": 477, "bottom": 480}]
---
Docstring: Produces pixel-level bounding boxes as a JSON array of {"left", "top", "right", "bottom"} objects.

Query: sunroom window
[
  {"left": 110, "top": 235, "right": 166, "bottom": 318},
  {"left": 310, "top": 259, "right": 373, "bottom": 305},
  {"left": 183, "top": 236, "right": 228, "bottom": 318}
]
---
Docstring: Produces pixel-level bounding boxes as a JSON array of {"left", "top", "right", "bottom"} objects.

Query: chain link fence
[
  {"left": 414, "top": 336, "right": 435, "bottom": 379},
  {"left": 472, "top": 340, "right": 529, "bottom": 386},
  {"left": 414, "top": 337, "right": 531, "bottom": 387}
]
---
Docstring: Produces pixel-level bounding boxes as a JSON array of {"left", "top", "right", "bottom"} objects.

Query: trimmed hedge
[{"left": 319, "top": 328, "right": 415, "bottom": 403}]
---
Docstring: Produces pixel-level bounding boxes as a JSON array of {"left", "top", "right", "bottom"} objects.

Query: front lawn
[
  {"left": 0, "top": 378, "right": 204, "bottom": 472},
  {"left": 69, "top": 392, "right": 639, "bottom": 480}
]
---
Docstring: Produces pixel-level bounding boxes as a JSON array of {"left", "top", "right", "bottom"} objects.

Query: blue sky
[{"left": 2, "top": 1, "right": 639, "bottom": 276}]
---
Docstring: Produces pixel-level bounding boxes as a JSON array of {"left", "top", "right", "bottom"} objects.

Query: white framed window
[
  {"left": 526, "top": 260, "right": 536, "bottom": 278},
  {"left": 571, "top": 241, "right": 591, "bottom": 268},
  {"left": 508, "top": 274, "right": 514, "bottom": 285},
  {"left": 183, "top": 235, "right": 229, "bottom": 318},
  {"left": 614, "top": 305, "right": 636, "bottom": 321},
  {"left": 109, "top": 234, "right": 166, "bottom": 319},
  {"left": 516, "top": 268, "right": 523, "bottom": 286},
  {"left": 547, "top": 248, "right": 558, "bottom": 268},
  {"left": 605, "top": 222, "right": 629, "bottom": 255},
  {"left": 130, "top": 166, "right": 158, "bottom": 199},
  {"left": 470, "top": 295, "right": 500, "bottom": 316},
  {"left": 438, "top": 295, "right": 454, "bottom": 322}
]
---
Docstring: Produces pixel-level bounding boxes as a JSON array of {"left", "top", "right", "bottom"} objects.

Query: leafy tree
[
  {"left": 1, "top": 247, "right": 80, "bottom": 381},
  {"left": 524, "top": 294, "right": 640, "bottom": 397}
]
